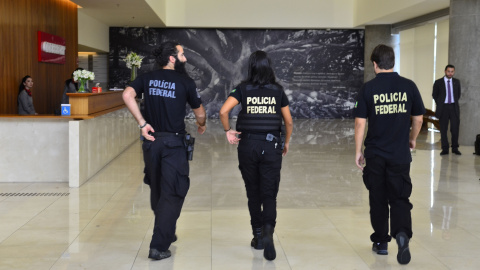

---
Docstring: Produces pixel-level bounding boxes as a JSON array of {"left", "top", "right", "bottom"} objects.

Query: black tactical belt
[
  {"left": 241, "top": 133, "right": 279, "bottom": 142},
  {"left": 151, "top": 132, "right": 185, "bottom": 137}
]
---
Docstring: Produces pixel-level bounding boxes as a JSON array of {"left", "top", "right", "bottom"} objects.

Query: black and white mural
[{"left": 109, "top": 28, "right": 364, "bottom": 119}]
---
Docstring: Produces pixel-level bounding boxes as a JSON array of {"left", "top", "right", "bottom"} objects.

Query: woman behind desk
[
  {"left": 18, "top": 75, "right": 37, "bottom": 115},
  {"left": 61, "top": 68, "right": 90, "bottom": 104}
]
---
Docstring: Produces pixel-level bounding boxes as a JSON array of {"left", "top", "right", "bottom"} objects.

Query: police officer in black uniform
[
  {"left": 123, "top": 41, "right": 206, "bottom": 260},
  {"left": 354, "top": 44, "right": 425, "bottom": 265},
  {"left": 219, "top": 51, "right": 293, "bottom": 261}
]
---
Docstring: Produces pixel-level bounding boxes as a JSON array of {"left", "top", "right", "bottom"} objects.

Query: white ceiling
[
  {"left": 70, "top": 0, "right": 449, "bottom": 28},
  {"left": 72, "top": 0, "right": 165, "bottom": 28}
]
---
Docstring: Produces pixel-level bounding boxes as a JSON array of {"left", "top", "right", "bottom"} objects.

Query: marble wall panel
[
  {"left": 69, "top": 108, "right": 139, "bottom": 187},
  {"left": 0, "top": 119, "right": 70, "bottom": 182}
]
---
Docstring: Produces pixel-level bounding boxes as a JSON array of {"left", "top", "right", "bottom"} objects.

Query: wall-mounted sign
[{"left": 37, "top": 31, "right": 66, "bottom": 64}]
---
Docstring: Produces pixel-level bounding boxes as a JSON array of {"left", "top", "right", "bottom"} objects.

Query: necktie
[{"left": 447, "top": 80, "right": 452, "bottom": 104}]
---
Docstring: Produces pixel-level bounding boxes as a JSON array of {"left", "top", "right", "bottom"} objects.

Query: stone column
[
  {"left": 449, "top": 0, "right": 480, "bottom": 146},
  {"left": 364, "top": 25, "right": 399, "bottom": 82}
]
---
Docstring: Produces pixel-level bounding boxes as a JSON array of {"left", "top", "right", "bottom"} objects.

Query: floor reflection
[
  {"left": 430, "top": 157, "right": 458, "bottom": 240},
  {"left": 0, "top": 119, "right": 479, "bottom": 269}
]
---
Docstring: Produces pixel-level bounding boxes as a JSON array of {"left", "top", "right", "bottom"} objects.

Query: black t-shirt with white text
[
  {"left": 129, "top": 69, "right": 202, "bottom": 133},
  {"left": 353, "top": 72, "right": 425, "bottom": 164}
]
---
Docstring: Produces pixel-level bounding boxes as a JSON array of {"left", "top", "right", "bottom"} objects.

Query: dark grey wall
[
  {"left": 364, "top": 25, "right": 399, "bottom": 82},
  {"left": 449, "top": 0, "right": 480, "bottom": 146},
  {"left": 109, "top": 28, "right": 364, "bottom": 119}
]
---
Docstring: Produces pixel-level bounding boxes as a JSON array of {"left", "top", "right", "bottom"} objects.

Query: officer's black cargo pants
[
  {"left": 142, "top": 134, "right": 189, "bottom": 251},
  {"left": 363, "top": 156, "right": 413, "bottom": 243},
  {"left": 237, "top": 137, "right": 283, "bottom": 229}
]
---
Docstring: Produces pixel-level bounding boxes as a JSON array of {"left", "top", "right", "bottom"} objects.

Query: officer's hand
[
  {"left": 226, "top": 129, "right": 241, "bottom": 144},
  {"left": 355, "top": 152, "right": 365, "bottom": 170},
  {"left": 142, "top": 124, "right": 155, "bottom": 141},
  {"left": 409, "top": 140, "right": 416, "bottom": 150},
  {"left": 282, "top": 143, "right": 289, "bottom": 156},
  {"left": 197, "top": 125, "right": 206, "bottom": 135}
]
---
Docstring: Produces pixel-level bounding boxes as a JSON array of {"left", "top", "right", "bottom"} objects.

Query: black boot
[
  {"left": 263, "top": 224, "right": 276, "bottom": 260},
  {"left": 251, "top": 227, "right": 264, "bottom": 249}
]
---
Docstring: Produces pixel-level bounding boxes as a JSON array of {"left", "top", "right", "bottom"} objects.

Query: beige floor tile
[
  {"left": 132, "top": 255, "right": 212, "bottom": 270},
  {"left": 1, "top": 120, "right": 479, "bottom": 270},
  {"left": 0, "top": 257, "right": 58, "bottom": 270}
]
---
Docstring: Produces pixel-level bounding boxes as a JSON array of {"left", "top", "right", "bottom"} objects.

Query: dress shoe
[
  {"left": 396, "top": 232, "right": 411, "bottom": 265},
  {"left": 452, "top": 149, "right": 462, "bottom": 155},
  {"left": 148, "top": 249, "right": 171, "bottom": 260},
  {"left": 440, "top": 150, "right": 449, "bottom": 155}
]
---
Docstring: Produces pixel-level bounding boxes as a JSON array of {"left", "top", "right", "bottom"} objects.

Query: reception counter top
[
  {"left": 0, "top": 105, "right": 126, "bottom": 120},
  {"left": 66, "top": 90, "right": 124, "bottom": 115}
]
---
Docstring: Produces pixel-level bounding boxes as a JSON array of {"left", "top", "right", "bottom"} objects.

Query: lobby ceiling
[
  {"left": 71, "top": 0, "right": 449, "bottom": 28},
  {"left": 72, "top": 0, "right": 165, "bottom": 28}
]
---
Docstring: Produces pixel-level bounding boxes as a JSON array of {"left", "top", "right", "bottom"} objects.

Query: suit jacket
[
  {"left": 432, "top": 77, "right": 461, "bottom": 118},
  {"left": 18, "top": 90, "right": 36, "bottom": 115}
]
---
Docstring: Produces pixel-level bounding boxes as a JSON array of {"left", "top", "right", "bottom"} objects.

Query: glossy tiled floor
[{"left": 1, "top": 119, "right": 480, "bottom": 270}]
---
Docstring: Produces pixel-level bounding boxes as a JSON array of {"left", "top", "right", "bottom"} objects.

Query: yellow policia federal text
[
  {"left": 375, "top": 103, "right": 406, "bottom": 115},
  {"left": 373, "top": 92, "right": 408, "bottom": 115},
  {"left": 373, "top": 92, "right": 407, "bottom": 104}
]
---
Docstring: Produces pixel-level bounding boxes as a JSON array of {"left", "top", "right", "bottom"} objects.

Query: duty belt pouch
[{"left": 184, "top": 133, "right": 195, "bottom": 160}]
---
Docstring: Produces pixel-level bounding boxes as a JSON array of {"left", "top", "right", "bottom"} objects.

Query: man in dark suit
[{"left": 432, "top": 65, "right": 461, "bottom": 155}]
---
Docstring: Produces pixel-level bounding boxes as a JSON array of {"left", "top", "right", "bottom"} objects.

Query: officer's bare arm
[
  {"left": 193, "top": 104, "right": 206, "bottom": 126},
  {"left": 354, "top": 117, "right": 367, "bottom": 170},
  {"left": 123, "top": 87, "right": 155, "bottom": 140},
  {"left": 219, "top": 97, "right": 239, "bottom": 132},
  {"left": 281, "top": 106, "right": 293, "bottom": 156},
  {"left": 220, "top": 96, "right": 241, "bottom": 144},
  {"left": 409, "top": 115, "right": 423, "bottom": 149},
  {"left": 193, "top": 104, "right": 207, "bottom": 135},
  {"left": 123, "top": 87, "right": 145, "bottom": 126}
]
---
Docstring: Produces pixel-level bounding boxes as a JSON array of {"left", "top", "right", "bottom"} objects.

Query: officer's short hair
[
  {"left": 153, "top": 41, "right": 181, "bottom": 67},
  {"left": 370, "top": 44, "right": 395, "bottom": 70},
  {"left": 445, "top": 64, "right": 455, "bottom": 71}
]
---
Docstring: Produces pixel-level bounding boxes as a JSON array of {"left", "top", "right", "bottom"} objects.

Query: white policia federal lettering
[
  {"left": 149, "top": 80, "right": 176, "bottom": 98},
  {"left": 373, "top": 92, "right": 407, "bottom": 115},
  {"left": 246, "top": 96, "right": 277, "bottom": 114},
  {"left": 246, "top": 97, "right": 276, "bottom": 105},
  {"left": 149, "top": 80, "right": 176, "bottom": 89},
  {"left": 149, "top": 88, "right": 176, "bottom": 98}
]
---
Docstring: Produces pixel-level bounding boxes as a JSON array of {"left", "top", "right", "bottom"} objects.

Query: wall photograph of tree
[{"left": 109, "top": 28, "right": 364, "bottom": 119}]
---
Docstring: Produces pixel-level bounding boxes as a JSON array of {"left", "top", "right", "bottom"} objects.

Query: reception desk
[
  {"left": 67, "top": 91, "right": 124, "bottom": 115},
  {"left": 0, "top": 91, "right": 139, "bottom": 187}
]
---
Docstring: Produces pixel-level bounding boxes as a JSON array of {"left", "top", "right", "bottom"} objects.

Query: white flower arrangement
[
  {"left": 123, "top": 52, "right": 144, "bottom": 69},
  {"left": 73, "top": 69, "right": 95, "bottom": 81}
]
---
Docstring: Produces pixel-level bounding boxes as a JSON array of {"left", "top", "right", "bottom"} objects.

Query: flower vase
[
  {"left": 130, "top": 66, "right": 137, "bottom": 82},
  {"left": 77, "top": 79, "right": 87, "bottom": 93}
]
